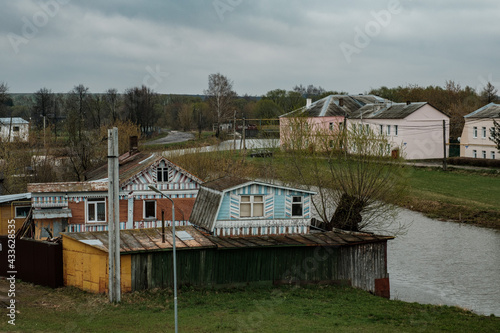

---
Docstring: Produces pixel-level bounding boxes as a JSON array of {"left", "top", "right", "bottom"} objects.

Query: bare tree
[
  {"left": 0, "top": 82, "right": 9, "bottom": 116},
  {"left": 204, "top": 73, "right": 237, "bottom": 137},
  {"left": 32, "top": 87, "right": 54, "bottom": 130},
  {"left": 481, "top": 82, "right": 498, "bottom": 104},
  {"left": 104, "top": 88, "right": 120, "bottom": 124},
  {"left": 123, "top": 85, "right": 159, "bottom": 134},
  {"left": 490, "top": 118, "right": 500, "bottom": 151},
  {"left": 280, "top": 116, "right": 408, "bottom": 234}
]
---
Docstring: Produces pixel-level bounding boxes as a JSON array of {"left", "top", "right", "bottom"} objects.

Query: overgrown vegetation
[{"left": 0, "top": 280, "right": 498, "bottom": 332}]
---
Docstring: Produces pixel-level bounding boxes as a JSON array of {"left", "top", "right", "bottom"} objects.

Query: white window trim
[
  {"left": 240, "top": 195, "right": 264, "bottom": 218},
  {"left": 473, "top": 126, "right": 477, "bottom": 138},
  {"left": 482, "top": 151, "right": 487, "bottom": 159},
  {"left": 291, "top": 196, "right": 304, "bottom": 217},
  {"left": 472, "top": 150, "right": 477, "bottom": 158},
  {"left": 387, "top": 125, "right": 391, "bottom": 135},
  {"left": 15, "top": 206, "right": 30, "bottom": 218},
  {"left": 143, "top": 200, "right": 157, "bottom": 219},
  {"left": 482, "top": 127, "right": 487, "bottom": 139},
  {"left": 87, "top": 198, "right": 106, "bottom": 223},
  {"left": 394, "top": 125, "right": 398, "bottom": 136},
  {"left": 492, "top": 151, "right": 496, "bottom": 159}
]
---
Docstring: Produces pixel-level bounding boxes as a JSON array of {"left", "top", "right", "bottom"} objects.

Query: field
[{"left": 0, "top": 279, "right": 498, "bottom": 332}]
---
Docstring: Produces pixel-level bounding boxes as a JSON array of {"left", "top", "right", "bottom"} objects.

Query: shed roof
[
  {"left": 61, "top": 226, "right": 393, "bottom": 254},
  {"left": 464, "top": 103, "right": 500, "bottom": 119},
  {"left": 0, "top": 192, "right": 31, "bottom": 204},
  {"left": 0, "top": 117, "right": 29, "bottom": 125}
]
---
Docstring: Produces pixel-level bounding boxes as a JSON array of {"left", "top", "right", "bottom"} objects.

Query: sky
[{"left": 1, "top": 0, "right": 499, "bottom": 96}]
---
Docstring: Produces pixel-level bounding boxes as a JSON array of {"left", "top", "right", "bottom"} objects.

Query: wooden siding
[
  {"left": 62, "top": 235, "right": 132, "bottom": 293},
  {"left": 189, "top": 187, "right": 221, "bottom": 232},
  {"left": 0, "top": 203, "right": 29, "bottom": 235},
  {"left": 131, "top": 242, "right": 389, "bottom": 296}
]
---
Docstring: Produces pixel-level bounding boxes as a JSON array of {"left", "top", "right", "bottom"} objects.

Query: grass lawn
[{"left": 1, "top": 280, "right": 498, "bottom": 332}]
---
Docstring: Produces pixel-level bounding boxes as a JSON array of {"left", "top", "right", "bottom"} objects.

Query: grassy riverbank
[{"left": 0, "top": 280, "right": 498, "bottom": 332}]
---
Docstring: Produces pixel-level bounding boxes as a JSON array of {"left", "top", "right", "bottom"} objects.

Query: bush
[{"left": 447, "top": 156, "right": 500, "bottom": 168}]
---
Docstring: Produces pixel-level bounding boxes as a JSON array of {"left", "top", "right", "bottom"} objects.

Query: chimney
[
  {"left": 306, "top": 98, "right": 312, "bottom": 108},
  {"left": 339, "top": 98, "right": 344, "bottom": 107},
  {"left": 406, "top": 101, "right": 411, "bottom": 105},
  {"left": 129, "top": 135, "right": 138, "bottom": 155}
]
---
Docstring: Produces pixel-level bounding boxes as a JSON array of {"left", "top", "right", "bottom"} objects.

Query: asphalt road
[{"left": 147, "top": 131, "right": 194, "bottom": 145}]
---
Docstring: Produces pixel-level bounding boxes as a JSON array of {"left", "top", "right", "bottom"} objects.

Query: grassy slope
[
  {"left": 403, "top": 167, "right": 500, "bottom": 228},
  {"left": 1, "top": 281, "right": 498, "bottom": 332}
]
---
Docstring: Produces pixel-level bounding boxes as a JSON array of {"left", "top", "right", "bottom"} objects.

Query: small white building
[
  {"left": 0, "top": 117, "right": 29, "bottom": 142},
  {"left": 460, "top": 103, "right": 500, "bottom": 160},
  {"left": 349, "top": 102, "right": 450, "bottom": 160}
]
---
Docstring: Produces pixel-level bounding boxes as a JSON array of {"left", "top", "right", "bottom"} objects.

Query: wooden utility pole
[
  {"left": 443, "top": 120, "right": 447, "bottom": 171},
  {"left": 108, "top": 127, "right": 121, "bottom": 302}
]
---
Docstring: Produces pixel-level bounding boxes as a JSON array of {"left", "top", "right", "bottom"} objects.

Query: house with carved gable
[
  {"left": 26, "top": 151, "right": 203, "bottom": 240},
  {"left": 190, "top": 176, "right": 316, "bottom": 237}
]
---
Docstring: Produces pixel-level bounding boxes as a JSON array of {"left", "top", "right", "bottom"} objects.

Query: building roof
[
  {"left": 280, "top": 94, "right": 387, "bottom": 118},
  {"left": 61, "top": 226, "right": 393, "bottom": 254},
  {"left": 0, "top": 192, "right": 31, "bottom": 204},
  {"left": 0, "top": 117, "right": 29, "bottom": 125},
  {"left": 28, "top": 181, "right": 108, "bottom": 193},
  {"left": 350, "top": 102, "right": 433, "bottom": 119},
  {"left": 464, "top": 103, "right": 500, "bottom": 119}
]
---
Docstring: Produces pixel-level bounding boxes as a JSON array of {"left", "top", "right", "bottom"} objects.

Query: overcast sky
[{"left": 1, "top": 0, "right": 499, "bottom": 96}]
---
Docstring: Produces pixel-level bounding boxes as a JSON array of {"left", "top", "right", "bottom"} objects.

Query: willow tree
[{"left": 280, "top": 116, "right": 408, "bottom": 233}]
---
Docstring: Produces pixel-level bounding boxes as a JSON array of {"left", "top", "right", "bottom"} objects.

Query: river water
[{"left": 387, "top": 209, "right": 500, "bottom": 316}]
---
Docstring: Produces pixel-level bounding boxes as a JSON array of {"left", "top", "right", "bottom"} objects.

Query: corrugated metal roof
[
  {"left": 350, "top": 102, "right": 428, "bottom": 119},
  {"left": 0, "top": 192, "right": 31, "bottom": 204},
  {"left": 202, "top": 176, "right": 316, "bottom": 195},
  {"left": 280, "top": 95, "right": 388, "bottom": 119},
  {"left": 0, "top": 117, "right": 29, "bottom": 124},
  {"left": 62, "top": 226, "right": 216, "bottom": 253},
  {"left": 464, "top": 103, "right": 500, "bottom": 118},
  {"left": 62, "top": 227, "right": 393, "bottom": 253},
  {"left": 189, "top": 187, "right": 222, "bottom": 232}
]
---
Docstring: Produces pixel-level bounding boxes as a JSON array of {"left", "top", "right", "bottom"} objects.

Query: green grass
[{"left": 1, "top": 281, "right": 498, "bottom": 332}]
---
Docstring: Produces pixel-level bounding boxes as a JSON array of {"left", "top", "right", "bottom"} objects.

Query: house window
[
  {"left": 13, "top": 126, "right": 19, "bottom": 132},
  {"left": 338, "top": 122, "right": 344, "bottom": 130},
  {"left": 157, "top": 160, "right": 169, "bottom": 183},
  {"left": 482, "top": 150, "right": 487, "bottom": 159},
  {"left": 379, "top": 124, "right": 383, "bottom": 134},
  {"left": 473, "top": 127, "right": 477, "bottom": 138},
  {"left": 365, "top": 124, "right": 369, "bottom": 133},
  {"left": 472, "top": 150, "right": 477, "bottom": 158},
  {"left": 87, "top": 198, "right": 106, "bottom": 223},
  {"left": 394, "top": 125, "right": 398, "bottom": 136},
  {"left": 240, "top": 195, "right": 264, "bottom": 217},
  {"left": 329, "top": 122, "right": 334, "bottom": 131},
  {"left": 387, "top": 125, "right": 391, "bottom": 135},
  {"left": 482, "top": 127, "right": 486, "bottom": 138},
  {"left": 492, "top": 151, "right": 496, "bottom": 159},
  {"left": 144, "top": 200, "right": 156, "bottom": 219},
  {"left": 15, "top": 206, "right": 30, "bottom": 218},
  {"left": 292, "top": 196, "right": 303, "bottom": 217}
]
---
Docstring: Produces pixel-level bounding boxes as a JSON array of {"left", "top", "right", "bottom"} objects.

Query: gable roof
[
  {"left": 85, "top": 152, "right": 203, "bottom": 187},
  {"left": 464, "top": 103, "right": 500, "bottom": 119},
  {"left": 349, "top": 102, "right": 447, "bottom": 120},
  {"left": 280, "top": 94, "right": 387, "bottom": 118}
]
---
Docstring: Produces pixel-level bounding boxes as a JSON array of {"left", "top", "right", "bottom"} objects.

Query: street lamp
[{"left": 148, "top": 185, "right": 178, "bottom": 333}]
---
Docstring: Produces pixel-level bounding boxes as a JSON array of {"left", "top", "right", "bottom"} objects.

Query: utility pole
[
  {"left": 108, "top": 127, "right": 121, "bottom": 302},
  {"left": 443, "top": 119, "right": 447, "bottom": 171}
]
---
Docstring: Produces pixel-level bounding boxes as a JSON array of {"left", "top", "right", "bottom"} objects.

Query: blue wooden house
[{"left": 190, "top": 177, "right": 316, "bottom": 236}]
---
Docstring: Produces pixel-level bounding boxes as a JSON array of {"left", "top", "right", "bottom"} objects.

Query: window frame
[
  {"left": 473, "top": 126, "right": 477, "bottom": 138},
  {"left": 156, "top": 160, "right": 169, "bottom": 183},
  {"left": 143, "top": 200, "right": 157, "bottom": 219},
  {"left": 379, "top": 124, "right": 383, "bottom": 134},
  {"left": 394, "top": 125, "right": 398, "bottom": 136},
  {"left": 472, "top": 150, "right": 477, "bottom": 158},
  {"left": 240, "top": 195, "right": 264, "bottom": 218},
  {"left": 387, "top": 125, "right": 391, "bottom": 135},
  {"left": 482, "top": 150, "right": 487, "bottom": 159},
  {"left": 87, "top": 198, "right": 106, "bottom": 223},
  {"left": 492, "top": 151, "right": 496, "bottom": 159},
  {"left": 482, "top": 127, "right": 487, "bottom": 138},
  {"left": 291, "top": 196, "right": 304, "bottom": 217},
  {"left": 15, "top": 206, "right": 30, "bottom": 218}
]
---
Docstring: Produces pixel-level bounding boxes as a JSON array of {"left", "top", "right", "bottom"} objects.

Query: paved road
[{"left": 147, "top": 131, "right": 195, "bottom": 145}]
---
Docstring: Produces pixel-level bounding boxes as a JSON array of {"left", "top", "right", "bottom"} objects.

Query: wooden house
[
  {"left": 0, "top": 193, "right": 31, "bottom": 236},
  {"left": 26, "top": 152, "right": 203, "bottom": 240},
  {"left": 61, "top": 226, "right": 393, "bottom": 298},
  {"left": 189, "top": 176, "right": 316, "bottom": 236}
]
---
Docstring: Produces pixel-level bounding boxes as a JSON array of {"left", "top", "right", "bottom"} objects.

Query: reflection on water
[{"left": 388, "top": 209, "right": 500, "bottom": 316}]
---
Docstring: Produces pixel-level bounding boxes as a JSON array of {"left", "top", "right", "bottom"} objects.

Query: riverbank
[{"left": 0, "top": 280, "right": 498, "bottom": 332}]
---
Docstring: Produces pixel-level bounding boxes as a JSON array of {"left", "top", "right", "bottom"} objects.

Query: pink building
[{"left": 460, "top": 103, "right": 500, "bottom": 160}]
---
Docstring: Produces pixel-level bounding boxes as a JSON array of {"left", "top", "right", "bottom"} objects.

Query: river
[{"left": 388, "top": 209, "right": 500, "bottom": 316}]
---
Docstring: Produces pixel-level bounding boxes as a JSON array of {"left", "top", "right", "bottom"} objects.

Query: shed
[{"left": 61, "top": 226, "right": 393, "bottom": 298}]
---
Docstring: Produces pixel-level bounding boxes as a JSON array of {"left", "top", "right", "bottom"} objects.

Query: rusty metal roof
[
  {"left": 28, "top": 181, "right": 108, "bottom": 193},
  {"left": 62, "top": 227, "right": 392, "bottom": 254},
  {"left": 464, "top": 102, "right": 500, "bottom": 118}
]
